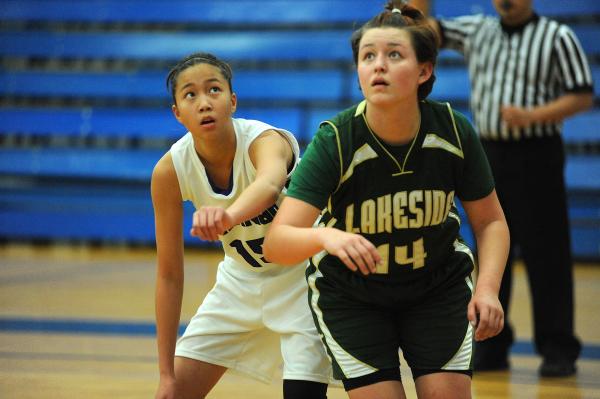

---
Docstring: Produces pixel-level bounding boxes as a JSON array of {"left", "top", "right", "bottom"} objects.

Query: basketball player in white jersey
[{"left": 151, "top": 52, "right": 331, "bottom": 399}]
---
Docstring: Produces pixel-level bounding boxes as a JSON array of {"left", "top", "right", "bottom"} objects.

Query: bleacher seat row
[
  {"left": 1, "top": 0, "right": 598, "bottom": 24},
  {"left": 2, "top": 27, "right": 600, "bottom": 63}
]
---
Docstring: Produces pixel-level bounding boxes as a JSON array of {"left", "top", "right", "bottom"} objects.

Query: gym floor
[{"left": 1, "top": 244, "right": 598, "bottom": 398}]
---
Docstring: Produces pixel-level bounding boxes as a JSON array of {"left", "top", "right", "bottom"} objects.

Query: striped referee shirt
[{"left": 439, "top": 13, "right": 594, "bottom": 141}]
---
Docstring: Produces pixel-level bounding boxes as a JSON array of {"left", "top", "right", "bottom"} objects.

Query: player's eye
[{"left": 362, "top": 52, "right": 375, "bottom": 61}]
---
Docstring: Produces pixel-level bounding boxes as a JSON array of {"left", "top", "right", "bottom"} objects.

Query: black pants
[{"left": 480, "top": 135, "right": 581, "bottom": 361}]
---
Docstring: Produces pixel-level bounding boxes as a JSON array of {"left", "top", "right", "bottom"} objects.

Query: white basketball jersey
[{"left": 170, "top": 118, "right": 300, "bottom": 272}]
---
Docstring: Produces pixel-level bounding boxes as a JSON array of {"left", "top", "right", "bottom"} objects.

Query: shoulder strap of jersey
[
  {"left": 319, "top": 120, "right": 344, "bottom": 194},
  {"left": 445, "top": 102, "right": 465, "bottom": 157}
]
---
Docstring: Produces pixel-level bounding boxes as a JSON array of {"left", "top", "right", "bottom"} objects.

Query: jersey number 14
[{"left": 375, "top": 238, "right": 427, "bottom": 273}]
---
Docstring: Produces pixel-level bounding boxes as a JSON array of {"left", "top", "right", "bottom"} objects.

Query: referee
[{"left": 413, "top": 0, "right": 594, "bottom": 377}]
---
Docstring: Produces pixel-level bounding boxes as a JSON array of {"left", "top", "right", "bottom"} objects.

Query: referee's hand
[{"left": 501, "top": 105, "right": 533, "bottom": 128}]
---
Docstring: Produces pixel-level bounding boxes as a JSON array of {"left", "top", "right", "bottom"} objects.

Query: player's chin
[{"left": 365, "top": 93, "right": 397, "bottom": 107}]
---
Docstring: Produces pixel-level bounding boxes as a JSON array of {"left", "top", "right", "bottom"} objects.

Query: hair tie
[{"left": 392, "top": 8, "right": 402, "bottom": 14}]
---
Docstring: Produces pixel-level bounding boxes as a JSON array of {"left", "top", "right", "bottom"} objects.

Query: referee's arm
[
  {"left": 410, "top": 0, "right": 442, "bottom": 47},
  {"left": 502, "top": 92, "right": 594, "bottom": 129}
]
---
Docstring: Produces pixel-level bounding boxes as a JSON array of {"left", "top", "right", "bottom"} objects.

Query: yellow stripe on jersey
[
  {"left": 340, "top": 143, "right": 378, "bottom": 184},
  {"left": 320, "top": 120, "right": 344, "bottom": 195},
  {"left": 422, "top": 134, "right": 464, "bottom": 158},
  {"left": 446, "top": 102, "right": 464, "bottom": 155}
]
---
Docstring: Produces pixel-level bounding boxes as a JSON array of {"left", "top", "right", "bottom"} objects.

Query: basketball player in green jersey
[{"left": 264, "top": 2, "right": 510, "bottom": 398}]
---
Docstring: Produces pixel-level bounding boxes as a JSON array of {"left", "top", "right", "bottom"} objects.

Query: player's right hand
[
  {"left": 190, "top": 206, "right": 233, "bottom": 241},
  {"left": 320, "top": 228, "right": 381, "bottom": 275}
]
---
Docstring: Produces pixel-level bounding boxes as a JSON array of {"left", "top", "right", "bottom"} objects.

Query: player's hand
[
  {"left": 319, "top": 228, "right": 381, "bottom": 275},
  {"left": 501, "top": 105, "right": 532, "bottom": 128},
  {"left": 467, "top": 290, "right": 504, "bottom": 341},
  {"left": 190, "top": 206, "right": 234, "bottom": 241},
  {"left": 155, "top": 376, "right": 177, "bottom": 399}
]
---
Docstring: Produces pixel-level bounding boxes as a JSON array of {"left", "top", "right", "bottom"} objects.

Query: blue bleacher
[
  {"left": 2, "top": 26, "right": 598, "bottom": 63},
  {"left": 0, "top": 148, "right": 159, "bottom": 181},
  {"left": 0, "top": 107, "right": 307, "bottom": 142},
  {"left": 2, "top": 0, "right": 597, "bottom": 24},
  {"left": 0, "top": 107, "right": 181, "bottom": 139},
  {"left": 0, "top": 184, "right": 204, "bottom": 246},
  {"left": 0, "top": 182, "right": 198, "bottom": 244},
  {"left": 0, "top": 184, "right": 156, "bottom": 242},
  {"left": 0, "top": 0, "right": 379, "bottom": 24},
  {"left": 0, "top": 30, "right": 355, "bottom": 62},
  {"left": 2, "top": 67, "right": 597, "bottom": 111},
  {"left": 432, "top": 0, "right": 600, "bottom": 18},
  {"left": 567, "top": 156, "right": 600, "bottom": 192},
  {"left": 3, "top": 143, "right": 597, "bottom": 193},
  {"left": 0, "top": 70, "right": 346, "bottom": 102},
  {"left": 564, "top": 111, "right": 600, "bottom": 144},
  {"left": 0, "top": 0, "right": 598, "bottom": 258}
]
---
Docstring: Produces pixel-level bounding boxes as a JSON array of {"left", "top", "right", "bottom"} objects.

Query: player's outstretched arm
[
  {"left": 264, "top": 197, "right": 381, "bottom": 274},
  {"left": 190, "top": 129, "right": 293, "bottom": 241}
]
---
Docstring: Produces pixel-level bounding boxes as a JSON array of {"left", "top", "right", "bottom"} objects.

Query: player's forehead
[
  {"left": 175, "top": 64, "right": 227, "bottom": 89},
  {"left": 359, "top": 28, "right": 412, "bottom": 50}
]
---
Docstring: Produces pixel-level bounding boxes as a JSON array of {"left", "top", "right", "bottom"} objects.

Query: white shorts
[{"left": 175, "top": 257, "right": 332, "bottom": 384}]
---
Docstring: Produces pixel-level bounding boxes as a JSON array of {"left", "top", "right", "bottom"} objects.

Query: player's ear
[
  {"left": 418, "top": 62, "right": 433, "bottom": 84},
  {"left": 172, "top": 104, "right": 182, "bottom": 123},
  {"left": 230, "top": 92, "right": 237, "bottom": 114}
]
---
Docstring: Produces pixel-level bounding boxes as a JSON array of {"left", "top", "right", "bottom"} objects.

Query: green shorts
[{"left": 306, "top": 262, "right": 474, "bottom": 383}]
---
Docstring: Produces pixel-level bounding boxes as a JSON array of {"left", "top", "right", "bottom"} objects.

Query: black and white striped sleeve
[
  {"left": 554, "top": 25, "right": 594, "bottom": 93},
  {"left": 438, "top": 14, "right": 485, "bottom": 54}
]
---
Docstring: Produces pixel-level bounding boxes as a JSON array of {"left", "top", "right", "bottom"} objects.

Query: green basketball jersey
[{"left": 287, "top": 99, "right": 494, "bottom": 284}]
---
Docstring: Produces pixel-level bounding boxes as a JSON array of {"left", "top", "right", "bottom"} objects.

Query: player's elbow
[
  {"left": 266, "top": 183, "right": 282, "bottom": 204},
  {"left": 257, "top": 176, "right": 286, "bottom": 205},
  {"left": 263, "top": 226, "right": 287, "bottom": 265},
  {"left": 262, "top": 231, "right": 277, "bottom": 263}
]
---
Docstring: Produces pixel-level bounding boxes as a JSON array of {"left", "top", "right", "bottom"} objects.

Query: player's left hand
[
  {"left": 467, "top": 291, "right": 504, "bottom": 341},
  {"left": 190, "top": 206, "right": 233, "bottom": 241}
]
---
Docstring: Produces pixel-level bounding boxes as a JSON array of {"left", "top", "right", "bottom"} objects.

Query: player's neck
[
  {"left": 194, "top": 130, "right": 236, "bottom": 170},
  {"left": 366, "top": 101, "right": 421, "bottom": 145}
]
